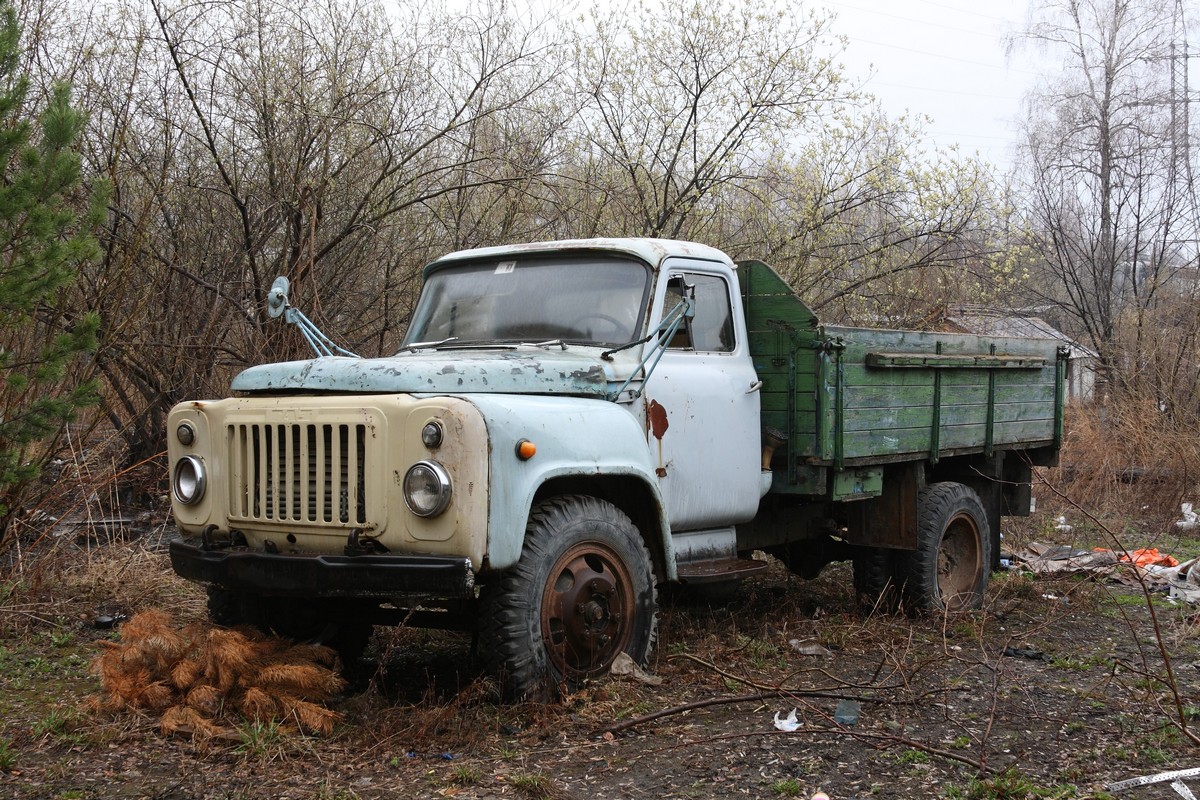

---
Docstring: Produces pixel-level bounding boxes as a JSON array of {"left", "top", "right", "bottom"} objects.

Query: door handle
[{"left": 746, "top": 380, "right": 763, "bottom": 394}]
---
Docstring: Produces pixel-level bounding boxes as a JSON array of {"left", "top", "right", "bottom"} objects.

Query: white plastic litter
[
  {"left": 773, "top": 708, "right": 799, "bottom": 732},
  {"left": 1177, "top": 503, "right": 1198, "bottom": 531},
  {"left": 609, "top": 652, "right": 663, "bottom": 685},
  {"left": 1054, "top": 515, "right": 1073, "bottom": 533},
  {"left": 789, "top": 639, "right": 832, "bottom": 657}
]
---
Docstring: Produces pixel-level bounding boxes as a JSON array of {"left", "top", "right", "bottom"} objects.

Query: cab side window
[{"left": 662, "top": 273, "right": 735, "bottom": 352}]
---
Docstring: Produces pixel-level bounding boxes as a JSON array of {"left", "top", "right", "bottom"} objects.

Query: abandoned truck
[{"left": 167, "top": 238, "right": 1064, "bottom": 698}]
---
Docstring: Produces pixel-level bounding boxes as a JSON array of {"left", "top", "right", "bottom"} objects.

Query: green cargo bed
[{"left": 739, "top": 260, "right": 1066, "bottom": 497}]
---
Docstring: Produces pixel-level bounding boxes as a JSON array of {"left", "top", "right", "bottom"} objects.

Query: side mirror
[
  {"left": 267, "top": 276, "right": 290, "bottom": 318},
  {"left": 263, "top": 275, "right": 358, "bottom": 359}
]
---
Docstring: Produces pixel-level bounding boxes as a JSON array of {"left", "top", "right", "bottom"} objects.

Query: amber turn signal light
[{"left": 515, "top": 439, "right": 537, "bottom": 460}]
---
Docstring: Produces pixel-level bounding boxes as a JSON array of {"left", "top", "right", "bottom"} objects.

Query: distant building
[{"left": 942, "top": 305, "right": 1098, "bottom": 403}]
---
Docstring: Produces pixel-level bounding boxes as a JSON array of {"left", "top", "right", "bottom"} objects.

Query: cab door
[{"left": 642, "top": 261, "right": 762, "bottom": 531}]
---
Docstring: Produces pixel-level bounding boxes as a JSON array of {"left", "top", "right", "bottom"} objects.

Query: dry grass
[
  {"left": 91, "top": 609, "right": 347, "bottom": 738},
  {"left": 1054, "top": 399, "right": 1200, "bottom": 523}
]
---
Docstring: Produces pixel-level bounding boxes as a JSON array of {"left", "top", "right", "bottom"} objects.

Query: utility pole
[{"left": 1168, "top": 0, "right": 1199, "bottom": 255}]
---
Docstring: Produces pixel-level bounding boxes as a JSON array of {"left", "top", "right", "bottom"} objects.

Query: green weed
[
  {"left": 895, "top": 749, "right": 929, "bottom": 765},
  {"left": 236, "top": 719, "right": 289, "bottom": 761},
  {"left": 509, "top": 771, "right": 551, "bottom": 797},
  {"left": 770, "top": 778, "right": 802, "bottom": 796},
  {"left": 943, "top": 767, "right": 1095, "bottom": 799},
  {"left": 450, "top": 765, "right": 481, "bottom": 786},
  {"left": 0, "top": 739, "right": 16, "bottom": 771}
]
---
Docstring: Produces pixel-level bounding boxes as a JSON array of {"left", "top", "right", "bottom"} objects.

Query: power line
[
  {"left": 869, "top": 80, "right": 1019, "bottom": 101},
  {"left": 844, "top": 35, "right": 1042, "bottom": 76},
  {"left": 823, "top": 0, "right": 1007, "bottom": 38}
]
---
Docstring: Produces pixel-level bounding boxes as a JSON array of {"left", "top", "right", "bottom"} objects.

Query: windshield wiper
[
  {"left": 530, "top": 339, "right": 568, "bottom": 350},
  {"left": 397, "top": 337, "right": 458, "bottom": 353}
]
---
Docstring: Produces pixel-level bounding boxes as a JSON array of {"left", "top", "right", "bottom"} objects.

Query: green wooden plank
[
  {"left": 840, "top": 402, "right": 1054, "bottom": 433},
  {"left": 825, "top": 324, "right": 1062, "bottom": 361},
  {"left": 838, "top": 384, "right": 1052, "bottom": 410},
  {"left": 840, "top": 365, "right": 1057, "bottom": 390},
  {"left": 866, "top": 352, "right": 1047, "bottom": 369},
  {"left": 840, "top": 418, "right": 1056, "bottom": 460}
]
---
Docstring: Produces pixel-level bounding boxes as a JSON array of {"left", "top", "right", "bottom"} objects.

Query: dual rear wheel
[{"left": 854, "top": 481, "right": 993, "bottom": 613}]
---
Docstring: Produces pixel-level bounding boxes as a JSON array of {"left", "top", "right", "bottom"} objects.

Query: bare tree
[
  {"left": 707, "top": 110, "right": 1018, "bottom": 327},
  {"left": 43, "top": 0, "right": 567, "bottom": 466},
  {"left": 571, "top": 0, "right": 846, "bottom": 239},
  {"left": 1013, "top": 0, "right": 1197, "bottom": 408}
]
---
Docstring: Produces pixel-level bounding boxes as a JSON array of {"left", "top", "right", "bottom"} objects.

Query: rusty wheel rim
[
  {"left": 937, "top": 511, "right": 982, "bottom": 608},
  {"left": 540, "top": 541, "right": 635, "bottom": 679}
]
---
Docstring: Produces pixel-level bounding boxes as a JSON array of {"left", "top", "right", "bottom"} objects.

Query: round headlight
[
  {"left": 173, "top": 455, "right": 207, "bottom": 505},
  {"left": 403, "top": 460, "right": 452, "bottom": 517},
  {"left": 176, "top": 422, "right": 195, "bottom": 446},
  {"left": 421, "top": 421, "right": 444, "bottom": 449}
]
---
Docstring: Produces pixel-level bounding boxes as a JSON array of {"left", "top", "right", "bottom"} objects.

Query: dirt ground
[{"left": 3, "top": 514, "right": 1200, "bottom": 800}]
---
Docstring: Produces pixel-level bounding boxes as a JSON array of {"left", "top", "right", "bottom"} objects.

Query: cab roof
[{"left": 426, "top": 237, "right": 734, "bottom": 276}]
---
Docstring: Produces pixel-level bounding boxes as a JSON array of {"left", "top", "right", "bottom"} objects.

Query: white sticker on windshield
[{"left": 495, "top": 260, "right": 516, "bottom": 274}]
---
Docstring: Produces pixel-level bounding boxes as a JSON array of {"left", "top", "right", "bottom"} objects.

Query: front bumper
[{"left": 169, "top": 539, "right": 475, "bottom": 599}]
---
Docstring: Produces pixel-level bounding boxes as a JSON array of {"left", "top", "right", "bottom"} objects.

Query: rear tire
[
  {"left": 852, "top": 547, "right": 902, "bottom": 613},
  {"left": 904, "top": 482, "right": 992, "bottom": 611},
  {"left": 479, "top": 495, "right": 657, "bottom": 702}
]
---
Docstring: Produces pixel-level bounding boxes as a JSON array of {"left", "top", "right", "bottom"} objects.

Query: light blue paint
[
  {"left": 231, "top": 348, "right": 614, "bottom": 396},
  {"left": 459, "top": 393, "right": 676, "bottom": 580}
]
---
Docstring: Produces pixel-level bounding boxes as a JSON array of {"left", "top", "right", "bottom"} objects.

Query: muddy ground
[{"left": 2, "top": 516, "right": 1200, "bottom": 800}]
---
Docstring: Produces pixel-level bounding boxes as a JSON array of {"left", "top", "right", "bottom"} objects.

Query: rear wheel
[
  {"left": 479, "top": 495, "right": 657, "bottom": 702},
  {"left": 904, "top": 482, "right": 992, "bottom": 611},
  {"left": 852, "top": 547, "right": 902, "bottom": 613}
]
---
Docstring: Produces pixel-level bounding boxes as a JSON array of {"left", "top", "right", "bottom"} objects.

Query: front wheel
[
  {"left": 212, "top": 591, "right": 373, "bottom": 666},
  {"left": 479, "top": 495, "right": 658, "bottom": 701},
  {"left": 904, "top": 482, "right": 992, "bottom": 611}
]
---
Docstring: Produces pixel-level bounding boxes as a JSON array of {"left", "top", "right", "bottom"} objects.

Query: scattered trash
[
  {"left": 1015, "top": 542, "right": 1118, "bottom": 575},
  {"left": 833, "top": 699, "right": 861, "bottom": 725},
  {"left": 609, "top": 652, "right": 663, "bottom": 686},
  {"left": 1107, "top": 765, "right": 1200, "bottom": 797},
  {"left": 93, "top": 613, "right": 127, "bottom": 630},
  {"left": 773, "top": 708, "right": 799, "bottom": 731},
  {"left": 812, "top": 794, "right": 831, "bottom": 800},
  {"left": 1002, "top": 646, "right": 1052, "bottom": 662},
  {"left": 1177, "top": 503, "right": 1198, "bottom": 531},
  {"left": 1054, "top": 515, "right": 1073, "bottom": 533},
  {"left": 789, "top": 639, "right": 832, "bottom": 657},
  {"left": 1114, "top": 548, "right": 1178, "bottom": 568},
  {"left": 1015, "top": 541, "right": 1200, "bottom": 606}
]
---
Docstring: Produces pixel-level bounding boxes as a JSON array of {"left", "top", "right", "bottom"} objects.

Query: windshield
[{"left": 403, "top": 254, "right": 652, "bottom": 347}]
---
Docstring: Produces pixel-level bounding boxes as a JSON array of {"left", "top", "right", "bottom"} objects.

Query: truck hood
[{"left": 230, "top": 348, "right": 615, "bottom": 396}]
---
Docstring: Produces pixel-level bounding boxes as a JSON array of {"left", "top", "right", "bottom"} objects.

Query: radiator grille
[{"left": 227, "top": 422, "right": 368, "bottom": 526}]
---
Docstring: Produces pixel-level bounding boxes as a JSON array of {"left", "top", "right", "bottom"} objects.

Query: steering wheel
[{"left": 575, "top": 313, "right": 626, "bottom": 341}]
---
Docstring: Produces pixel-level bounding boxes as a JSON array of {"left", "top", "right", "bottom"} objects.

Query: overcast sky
[{"left": 822, "top": 0, "right": 1043, "bottom": 171}]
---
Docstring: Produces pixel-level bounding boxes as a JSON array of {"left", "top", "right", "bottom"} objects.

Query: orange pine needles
[{"left": 91, "top": 609, "right": 347, "bottom": 739}]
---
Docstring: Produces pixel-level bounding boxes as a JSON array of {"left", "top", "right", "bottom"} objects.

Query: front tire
[
  {"left": 209, "top": 589, "right": 373, "bottom": 665},
  {"left": 904, "top": 482, "right": 992, "bottom": 611},
  {"left": 479, "top": 495, "right": 658, "bottom": 702}
]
